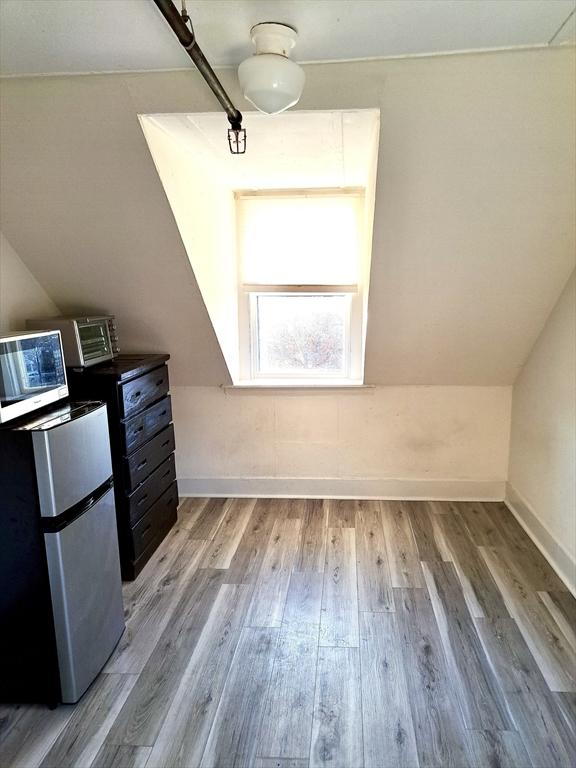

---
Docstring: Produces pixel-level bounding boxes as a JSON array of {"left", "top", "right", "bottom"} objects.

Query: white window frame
[{"left": 236, "top": 189, "right": 365, "bottom": 384}]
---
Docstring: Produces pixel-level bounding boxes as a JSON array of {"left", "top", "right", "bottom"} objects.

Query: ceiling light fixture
[{"left": 238, "top": 23, "right": 305, "bottom": 115}]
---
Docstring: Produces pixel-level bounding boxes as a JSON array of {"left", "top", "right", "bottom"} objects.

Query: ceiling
[
  {"left": 143, "top": 109, "right": 379, "bottom": 189},
  {"left": 0, "top": 0, "right": 574, "bottom": 77}
]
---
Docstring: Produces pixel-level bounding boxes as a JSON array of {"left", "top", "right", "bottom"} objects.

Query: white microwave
[
  {"left": 0, "top": 330, "right": 69, "bottom": 424},
  {"left": 27, "top": 316, "right": 115, "bottom": 368}
]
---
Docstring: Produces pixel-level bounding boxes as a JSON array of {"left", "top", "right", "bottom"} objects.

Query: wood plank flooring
[{"left": 1, "top": 498, "right": 575, "bottom": 768}]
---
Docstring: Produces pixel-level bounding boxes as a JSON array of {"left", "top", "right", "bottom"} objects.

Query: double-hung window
[{"left": 236, "top": 189, "right": 365, "bottom": 383}]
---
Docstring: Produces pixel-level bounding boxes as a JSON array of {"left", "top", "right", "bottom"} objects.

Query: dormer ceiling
[
  {"left": 142, "top": 110, "right": 379, "bottom": 189},
  {"left": 0, "top": 0, "right": 574, "bottom": 76}
]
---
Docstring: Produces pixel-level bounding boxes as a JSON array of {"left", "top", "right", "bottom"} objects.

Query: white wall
[
  {"left": 507, "top": 272, "right": 576, "bottom": 590},
  {"left": 0, "top": 231, "right": 59, "bottom": 331},
  {"left": 173, "top": 385, "right": 512, "bottom": 499}
]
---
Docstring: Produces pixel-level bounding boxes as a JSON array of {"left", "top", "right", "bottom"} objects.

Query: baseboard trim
[
  {"left": 177, "top": 476, "right": 505, "bottom": 502},
  {"left": 505, "top": 482, "right": 576, "bottom": 596}
]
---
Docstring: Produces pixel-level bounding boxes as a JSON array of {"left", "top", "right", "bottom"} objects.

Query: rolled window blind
[{"left": 237, "top": 192, "right": 363, "bottom": 285}]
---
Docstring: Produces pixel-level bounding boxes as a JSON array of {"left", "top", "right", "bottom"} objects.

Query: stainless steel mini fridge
[{"left": 0, "top": 401, "right": 125, "bottom": 705}]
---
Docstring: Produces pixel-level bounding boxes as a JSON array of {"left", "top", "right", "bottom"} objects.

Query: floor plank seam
[
  {"left": 310, "top": 528, "right": 329, "bottom": 768},
  {"left": 355, "top": 517, "right": 367, "bottom": 768}
]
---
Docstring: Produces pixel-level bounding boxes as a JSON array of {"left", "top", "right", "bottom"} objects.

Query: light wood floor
[{"left": 1, "top": 498, "right": 575, "bottom": 768}]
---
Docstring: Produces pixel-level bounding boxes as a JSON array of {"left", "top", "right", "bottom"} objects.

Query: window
[
  {"left": 252, "top": 293, "right": 350, "bottom": 376},
  {"left": 236, "top": 189, "right": 366, "bottom": 383}
]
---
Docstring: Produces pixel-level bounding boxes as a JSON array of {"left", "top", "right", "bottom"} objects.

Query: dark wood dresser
[{"left": 67, "top": 354, "right": 178, "bottom": 580}]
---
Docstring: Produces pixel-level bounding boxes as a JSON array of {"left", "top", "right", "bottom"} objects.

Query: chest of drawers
[{"left": 67, "top": 354, "right": 178, "bottom": 580}]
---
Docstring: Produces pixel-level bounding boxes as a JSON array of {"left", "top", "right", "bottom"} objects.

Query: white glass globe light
[{"left": 238, "top": 23, "right": 305, "bottom": 115}]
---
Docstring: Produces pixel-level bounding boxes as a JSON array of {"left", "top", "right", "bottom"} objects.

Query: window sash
[
  {"left": 236, "top": 189, "right": 366, "bottom": 383},
  {"left": 249, "top": 292, "right": 352, "bottom": 379}
]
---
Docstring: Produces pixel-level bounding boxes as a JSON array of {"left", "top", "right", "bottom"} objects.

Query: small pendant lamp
[{"left": 238, "top": 22, "right": 305, "bottom": 115}]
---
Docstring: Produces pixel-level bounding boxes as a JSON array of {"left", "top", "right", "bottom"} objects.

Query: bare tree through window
[{"left": 256, "top": 295, "right": 347, "bottom": 375}]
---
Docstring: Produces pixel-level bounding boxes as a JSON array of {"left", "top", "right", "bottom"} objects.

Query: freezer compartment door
[
  {"left": 44, "top": 486, "right": 124, "bottom": 703},
  {"left": 33, "top": 404, "right": 112, "bottom": 517}
]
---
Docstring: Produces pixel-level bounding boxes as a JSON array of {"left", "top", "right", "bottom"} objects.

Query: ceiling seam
[
  {"left": 1, "top": 41, "right": 572, "bottom": 79},
  {"left": 548, "top": 8, "right": 575, "bottom": 44}
]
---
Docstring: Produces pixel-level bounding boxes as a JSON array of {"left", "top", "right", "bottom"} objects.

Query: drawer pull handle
[
  {"left": 132, "top": 391, "right": 142, "bottom": 400},
  {"left": 160, "top": 410, "right": 167, "bottom": 417},
  {"left": 137, "top": 494, "right": 148, "bottom": 506},
  {"left": 156, "top": 379, "right": 164, "bottom": 386},
  {"left": 162, "top": 469, "right": 171, "bottom": 478},
  {"left": 133, "top": 426, "right": 144, "bottom": 434},
  {"left": 142, "top": 523, "right": 152, "bottom": 536},
  {"left": 136, "top": 459, "right": 148, "bottom": 470},
  {"left": 161, "top": 440, "right": 170, "bottom": 448}
]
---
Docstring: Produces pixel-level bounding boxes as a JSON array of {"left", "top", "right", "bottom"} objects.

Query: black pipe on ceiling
[{"left": 152, "top": 0, "right": 246, "bottom": 152}]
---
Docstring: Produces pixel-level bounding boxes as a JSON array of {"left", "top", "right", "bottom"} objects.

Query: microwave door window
[
  {"left": 0, "top": 337, "right": 66, "bottom": 406},
  {"left": 21, "top": 338, "right": 65, "bottom": 388},
  {"left": 0, "top": 351, "right": 24, "bottom": 404}
]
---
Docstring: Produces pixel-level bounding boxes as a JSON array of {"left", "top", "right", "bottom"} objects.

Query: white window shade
[{"left": 237, "top": 192, "right": 364, "bottom": 285}]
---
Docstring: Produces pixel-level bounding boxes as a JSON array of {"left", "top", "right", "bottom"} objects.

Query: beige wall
[
  {"left": 0, "top": 231, "right": 59, "bottom": 332},
  {"left": 507, "top": 272, "right": 576, "bottom": 589},
  {"left": 172, "top": 384, "right": 512, "bottom": 499},
  {"left": 1, "top": 47, "right": 574, "bottom": 385}
]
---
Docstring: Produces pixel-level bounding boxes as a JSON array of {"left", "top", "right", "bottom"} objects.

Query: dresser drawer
[
  {"left": 127, "top": 454, "right": 176, "bottom": 526},
  {"left": 124, "top": 424, "right": 175, "bottom": 492},
  {"left": 119, "top": 365, "right": 169, "bottom": 420},
  {"left": 122, "top": 396, "right": 172, "bottom": 456},
  {"left": 130, "top": 482, "right": 179, "bottom": 560}
]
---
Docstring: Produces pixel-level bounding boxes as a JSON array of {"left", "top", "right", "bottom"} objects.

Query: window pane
[
  {"left": 255, "top": 294, "right": 348, "bottom": 375},
  {"left": 238, "top": 194, "right": 363, "bottom": 285}
]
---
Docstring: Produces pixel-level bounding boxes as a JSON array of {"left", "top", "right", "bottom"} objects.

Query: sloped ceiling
[{"left": 0, "top": 48, "right": 574, "bottom": 385}]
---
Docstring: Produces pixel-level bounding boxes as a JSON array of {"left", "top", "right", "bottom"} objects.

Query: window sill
[{"left": 223, "top": 380, "right": 374, "bottom": 392}]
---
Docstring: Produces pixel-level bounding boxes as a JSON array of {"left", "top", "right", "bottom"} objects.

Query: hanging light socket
[
  {"left": 228, "top": 126, "right": 247, "bottom": 154},
  {"left": 238, "top": 22, "right": 305, "bottom": 115}
]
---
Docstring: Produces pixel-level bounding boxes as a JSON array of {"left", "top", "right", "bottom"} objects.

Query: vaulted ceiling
[{"left": 0, "top": 44, "right": 574, "bottom": 385}]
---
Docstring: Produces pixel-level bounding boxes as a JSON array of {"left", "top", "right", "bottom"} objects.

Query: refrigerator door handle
[{"left": 41, "top": 477, "right": 114, "bottom": 534}]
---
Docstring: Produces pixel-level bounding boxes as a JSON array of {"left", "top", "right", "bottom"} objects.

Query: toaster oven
[{"left": 26, "top": 316, "right": 116, "bottom": 368}]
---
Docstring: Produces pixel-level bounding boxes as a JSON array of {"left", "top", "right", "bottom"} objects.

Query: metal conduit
[{"left": 152, "top": 0, "right": 243, "bottom": 132}]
